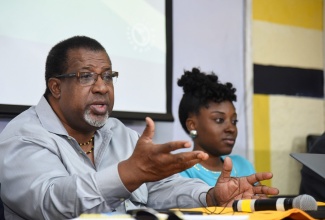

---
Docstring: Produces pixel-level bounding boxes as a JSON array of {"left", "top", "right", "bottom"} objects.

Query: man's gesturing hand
[
  {"left": 207, "top": 157, "right": 279, "bottom": 207},
  {"left": 118, "top": 117, "right": 208, "bottom": 192}
]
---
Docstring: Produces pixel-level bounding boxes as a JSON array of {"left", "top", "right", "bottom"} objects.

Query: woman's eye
[
  {"left": 232, "top": 119, "right": 238, "bottom": 125},
  {"left": 216, "top": 118, "right": 224, "bottom": 123}
]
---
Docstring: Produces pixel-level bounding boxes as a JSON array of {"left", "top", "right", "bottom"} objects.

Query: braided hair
[{"left": 178, "top": 67, "right": 237, "bottom": 134}]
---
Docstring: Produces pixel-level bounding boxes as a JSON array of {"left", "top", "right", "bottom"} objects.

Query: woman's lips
[{"left": 223, "top": 139, "right": 235, "bottom": 145}]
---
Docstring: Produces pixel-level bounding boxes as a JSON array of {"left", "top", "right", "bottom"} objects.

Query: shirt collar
[
  {"left": 35, "top": 96, "right": 68, "bottom": 136},
  {"left": 35, "top": 96, "right": 114, "bottom": 137}
]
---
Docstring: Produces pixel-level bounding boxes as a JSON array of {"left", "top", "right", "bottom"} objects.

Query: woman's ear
[
  {"left": 48, "top": 78, "right": 61, "bottom": 99},
  {"left": 186, "top": 117, "right": 196, "bottom": 133}
]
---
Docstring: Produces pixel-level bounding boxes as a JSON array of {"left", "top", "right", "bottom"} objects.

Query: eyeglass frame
[{"left": 52, "top": 71, "right": 119, "bottom": 86}]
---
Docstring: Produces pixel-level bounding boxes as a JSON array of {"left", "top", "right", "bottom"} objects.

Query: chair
[
  {"left": 0, "top": 184, "right": 4, "bottom": 220},
  {"left": 0, "top": 199, "right": 3, "bottom": 220},
  {"left": 299, "top": 134, "right": 325, "bottom": 202},
  {"left": 271, "top": 135, "right": 322, "bottom": 200},
  {"left": 306, "top": 134, "right": 321, "bottom": 152}
]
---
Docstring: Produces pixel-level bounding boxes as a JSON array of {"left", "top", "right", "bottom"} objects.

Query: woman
[{"left": 178, "top": 67, "right": 255, "bottom": 186}]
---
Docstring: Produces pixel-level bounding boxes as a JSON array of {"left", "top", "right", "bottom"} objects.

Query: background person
[
  {"left": 178, "top": 68, "right": 256, "bottom": 186},
  {"left": 0, "top": 36, "right": 278, "bottom": 220}
]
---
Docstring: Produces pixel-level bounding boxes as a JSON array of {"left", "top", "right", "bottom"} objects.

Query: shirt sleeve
[
  {"left": 146, "top": 174, "right": 212, "bottom": 209},
  {"left": 0, "top": 136, "right": 130, "bottom": 220}
]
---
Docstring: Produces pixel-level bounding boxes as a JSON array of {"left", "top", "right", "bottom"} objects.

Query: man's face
[{"left": 57, "top": 48, "right": 114, "bottom": 132}]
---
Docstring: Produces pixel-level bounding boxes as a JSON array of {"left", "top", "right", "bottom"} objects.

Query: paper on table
[{"left": 183, "top": 215, "right": 249, "bottom": 220}]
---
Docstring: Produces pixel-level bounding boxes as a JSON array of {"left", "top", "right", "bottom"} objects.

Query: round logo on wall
[{"left": 127, "top": 22, "right": 155, "bottom": 53}]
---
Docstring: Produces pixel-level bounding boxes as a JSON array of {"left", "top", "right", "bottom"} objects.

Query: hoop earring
[{"left": 190, "top": 130, "right": 197, "bottom": 139}]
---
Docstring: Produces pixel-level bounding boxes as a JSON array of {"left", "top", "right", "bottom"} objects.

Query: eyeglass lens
[{"left": 79, "top": 72, "right": 116, "bottom": 86}]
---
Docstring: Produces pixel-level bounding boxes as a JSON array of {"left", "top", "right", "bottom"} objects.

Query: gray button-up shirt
[{"left": 0, "top": 96, "right": 211, "bottom": 220}]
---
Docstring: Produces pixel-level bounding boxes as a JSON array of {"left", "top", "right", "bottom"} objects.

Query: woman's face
[{"left": 190, "top": 100, "right": 238, "bottom": 156}]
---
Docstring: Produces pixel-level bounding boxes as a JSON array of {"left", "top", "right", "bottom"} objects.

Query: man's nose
[{"left": 92, "top": 75, "right": 110, "bottom": 94}]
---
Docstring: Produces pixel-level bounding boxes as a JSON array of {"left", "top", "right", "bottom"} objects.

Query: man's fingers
[
  {"left": 247, "top": 172, "right": 273, "bottom": 185},
  {"left": 171, "top": 151, "right": 209, "bottom": 171},
  {"left": 140, "top": 117, "right": 155, "bottom": 141},
  {"left": 176, "top": 151, "right": 209, "bottom": 162},
  {"left": 219, "top": 156, "right": 233, "bottom": 180},
  {"left": 158, "top": 141, "right": 192, "bottom": 153},
  {"left": 160, "top": 149, "right": 209, "bottom": 164},
  {"left": 253, "top": 185, "right": 279, "bottom": 195},
  {"left": 154, "top": 150, "right": 209, "bottom": 171}
]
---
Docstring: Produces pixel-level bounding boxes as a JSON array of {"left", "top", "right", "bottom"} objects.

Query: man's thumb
[
  {"left": 220, "top": 156, "right": 233, "bottom": 179},
  {"left": 141, "top": 117, "right": 155, "bottom": 141}
]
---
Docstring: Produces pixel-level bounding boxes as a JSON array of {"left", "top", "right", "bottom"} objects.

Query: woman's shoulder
[
  {"left": 225, "top": 154, "right": 247, "bottom": 161},
  {"left": 223, "top": 155, "right": 254, "bottom": 167},
  {"left": 224, "top": 155, "right": 255, "bottom": 174}
]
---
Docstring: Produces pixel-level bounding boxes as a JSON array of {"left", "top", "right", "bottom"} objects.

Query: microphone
[{"left": 232, "top": 194, "right": 317, "bottom": 212}]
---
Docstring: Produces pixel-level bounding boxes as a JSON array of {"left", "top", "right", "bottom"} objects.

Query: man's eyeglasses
[{"left": 53, "top": 71, "right": 119, "bottom": 86}]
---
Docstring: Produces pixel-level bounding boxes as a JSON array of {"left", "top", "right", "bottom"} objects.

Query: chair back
[
  {"left": 0, "top": 184, "right": 4, "bottom": 220},
  {"left": 306, "top": 134, "right": 321, "bottom": 152}
]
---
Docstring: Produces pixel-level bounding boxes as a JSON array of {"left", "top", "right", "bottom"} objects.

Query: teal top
[{"left": 179, "top": 155, "right": 256, "bottom": 186}]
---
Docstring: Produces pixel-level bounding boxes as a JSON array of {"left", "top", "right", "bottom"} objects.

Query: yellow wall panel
[
  {"left": 269, "top": 95, "right": 325, "bottom": 195},
  {"left": 253, "top": 94, "right": 271, "bottom": 187},
  {"left": 253, "top": 20, "right": 323, "bottom": 69},
  {"left": 252, "top": 0, "right": 324, "bottom": 196},
  {"left": 253, "top": 0, "right": 323, "bottom": 30}
]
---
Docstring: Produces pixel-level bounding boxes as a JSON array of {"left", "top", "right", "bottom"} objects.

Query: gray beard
[{"left": 84, "top": 109, "right": 109, "bottom": 128}]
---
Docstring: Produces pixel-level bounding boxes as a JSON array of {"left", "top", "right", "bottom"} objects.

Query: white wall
[
  {"left": 0, "top": 0, "right": 247, "bottom": 158},
  {"left": 171, "top": 0, "right": 246, "bottom": 157}
]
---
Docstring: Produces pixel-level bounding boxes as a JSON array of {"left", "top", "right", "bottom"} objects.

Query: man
[{"left": 0, "top": 36, "right": 279, "bottom": 220}]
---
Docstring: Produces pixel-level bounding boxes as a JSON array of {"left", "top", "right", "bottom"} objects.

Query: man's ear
[{"left": 48, "top": 78, "right": 61, "bottom": 99}]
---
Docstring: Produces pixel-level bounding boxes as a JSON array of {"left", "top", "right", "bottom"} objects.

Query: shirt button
[{"left": 120, "top": 198, "right": 125, "bottom": 201}]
